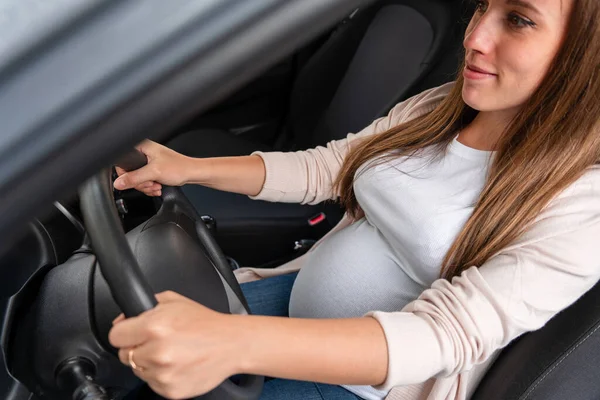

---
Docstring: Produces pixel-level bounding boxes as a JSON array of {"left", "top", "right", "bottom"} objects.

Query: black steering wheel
[{"left": 78, "top": 150, "right": 263, "bottom": 400}]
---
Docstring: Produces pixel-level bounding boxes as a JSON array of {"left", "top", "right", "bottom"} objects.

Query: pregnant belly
[{"left": 288, "top": 218, "right": 425, "bottom": 319}]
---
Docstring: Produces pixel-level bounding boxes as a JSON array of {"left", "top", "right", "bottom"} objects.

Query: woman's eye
[
  {"left": 507, "top": 13, "right": 535, "bottom": 29},
  {"left": 474, "top": 0, "right": 488, "bottom": 13}
]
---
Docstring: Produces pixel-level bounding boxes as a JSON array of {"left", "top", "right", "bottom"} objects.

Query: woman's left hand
[{"left": 109, "top": 291, "right": 242, "bottom": 399}]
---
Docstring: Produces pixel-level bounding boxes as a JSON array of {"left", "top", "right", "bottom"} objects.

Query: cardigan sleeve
[
  {"left": 248, "top": 82, "right": 454, "bottom": 205},
  {"left": 366, "top": 168, "right": 600, "bottom": 391}
]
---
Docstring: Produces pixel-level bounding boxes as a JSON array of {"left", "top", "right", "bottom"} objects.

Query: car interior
[
  {"left": 1, "top": 0, "right": 600, "bottom": 399},
  {"left": 165, "top": 0, "right": 466, "bottom": 268}
]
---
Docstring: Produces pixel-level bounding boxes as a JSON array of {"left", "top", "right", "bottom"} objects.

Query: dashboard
[{"left": 0, "top": 199, "right": 84, "bottom": 398}]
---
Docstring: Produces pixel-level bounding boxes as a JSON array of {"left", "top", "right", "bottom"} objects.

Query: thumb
[{"left": 113, "top": 166, "right": 155, "bottom": 190}]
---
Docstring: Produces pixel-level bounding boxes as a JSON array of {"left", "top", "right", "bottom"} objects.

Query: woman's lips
[{"left": 464, "top": 65, "right": 497, "bottom": 80}]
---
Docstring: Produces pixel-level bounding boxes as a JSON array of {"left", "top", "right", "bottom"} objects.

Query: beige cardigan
[{"left": 233, "top": 82, "right": 600, "bottom": 399}]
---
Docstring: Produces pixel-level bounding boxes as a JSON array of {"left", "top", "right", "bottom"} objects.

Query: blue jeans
[{"left": 240, "top": 272, "right": 361, "bottom": 400}]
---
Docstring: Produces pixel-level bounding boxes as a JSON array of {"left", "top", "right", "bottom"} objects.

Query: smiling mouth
[
  {"left": 469, "top": 65, "right": 495, "bottom": 74},
  {"left": 468, "top": 60, "right": 497, "bottom": 72},
  {"left": 464, "top": 64, "right": 497, "bottom": 80}
]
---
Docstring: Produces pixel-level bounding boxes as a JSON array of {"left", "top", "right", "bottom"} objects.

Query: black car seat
[
  {"left": 167, "top": 0, "right": 467, "bottom": 266},
  {"left": 471, "top": 276, "right": 600, "bottom": 400}
]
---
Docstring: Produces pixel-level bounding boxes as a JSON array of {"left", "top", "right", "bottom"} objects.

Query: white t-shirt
[{"left": 289, "top": 134, "right": 495, "bottom": 399}]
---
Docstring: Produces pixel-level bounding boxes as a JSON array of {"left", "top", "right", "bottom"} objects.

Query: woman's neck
[{"left": 458, "top": 108, "right": 518, "bottom": 151}]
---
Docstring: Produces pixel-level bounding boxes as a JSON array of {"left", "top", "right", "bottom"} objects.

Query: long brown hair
[{"left": 334, "top": 0, "right": 600, "bottom": 280}]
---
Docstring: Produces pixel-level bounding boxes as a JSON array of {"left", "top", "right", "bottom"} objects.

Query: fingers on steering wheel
[
  {"left": 137, "top": 182, "right": 160, "bottom": 190},
  {"left": 137, "top": 182, "right": 153, "bottom": 190},
  {"left": 118, "top": 347, "right": 129, "bottom": 365},
  {"left": 118, "top": 347, "right": 147, "bottom": 378},
  {"left": 112, "top": 314, "right": 126, "bottom": 325}
]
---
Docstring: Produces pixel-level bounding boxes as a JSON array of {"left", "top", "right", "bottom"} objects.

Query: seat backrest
[
  {"left": 288, "top": 0, "right": 465, "bottom": 150},
  {"left": 471, "top": 277, "right": 600, "bottom": 400}
]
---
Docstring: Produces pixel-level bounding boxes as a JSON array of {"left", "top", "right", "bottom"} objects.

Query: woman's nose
[{"left": 464, "top": 14, "right": 495, "bottom": 56}]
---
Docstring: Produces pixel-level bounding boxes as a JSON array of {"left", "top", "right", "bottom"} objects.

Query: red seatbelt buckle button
[{"left": 308, "top": 212, "right": 326, "bottom": 226}]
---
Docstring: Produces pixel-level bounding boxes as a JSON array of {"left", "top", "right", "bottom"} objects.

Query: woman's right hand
[{"left": 113, "top": 140, "right": 193, "bottom": 197}]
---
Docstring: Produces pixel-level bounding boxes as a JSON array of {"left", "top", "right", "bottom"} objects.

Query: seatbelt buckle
[{"left": 294, "top": 239, "right": 316, "bottom": 252}]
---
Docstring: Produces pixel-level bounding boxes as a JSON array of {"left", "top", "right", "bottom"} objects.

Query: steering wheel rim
[{"left": 79, "top": 155, "right": 263, "bottom": 400}]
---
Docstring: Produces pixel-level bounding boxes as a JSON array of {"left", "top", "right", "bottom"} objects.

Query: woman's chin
[{"left": 461, "top": 88, "right": 484, "bottom": 111}]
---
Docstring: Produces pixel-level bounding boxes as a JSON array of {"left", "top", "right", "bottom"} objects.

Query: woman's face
[{"left": 462, "top": 0, "right": 574, "bottom": 114}]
